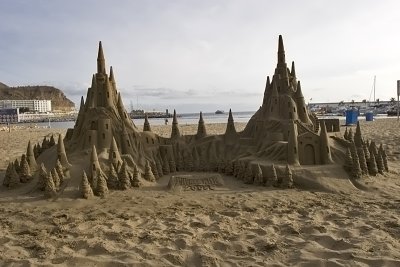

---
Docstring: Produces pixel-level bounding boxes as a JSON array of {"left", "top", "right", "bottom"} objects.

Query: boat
[{"left": 215, "top": 110, "right": 224, "bottom": 114}]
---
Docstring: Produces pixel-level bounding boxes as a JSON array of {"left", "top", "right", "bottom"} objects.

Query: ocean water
[
  {"left": 16, "top": 112, "right": 394, "bottom": 129},
  {"left": 19, "top": 111, "right": 256, "bottom": 129}
]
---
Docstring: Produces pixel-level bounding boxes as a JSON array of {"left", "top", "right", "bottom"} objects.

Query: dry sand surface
[{"left": 0, "top": 119, "right": 400, "bottom": 266}]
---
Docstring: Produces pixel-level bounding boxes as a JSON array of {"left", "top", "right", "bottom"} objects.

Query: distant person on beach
[{"left": 165, "top": 118, "right": 168, "bottom": 125}]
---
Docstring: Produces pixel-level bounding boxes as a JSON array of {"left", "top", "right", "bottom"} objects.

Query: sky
[{"left": 1, "top": 0, "right": 400, "bottom": 113}]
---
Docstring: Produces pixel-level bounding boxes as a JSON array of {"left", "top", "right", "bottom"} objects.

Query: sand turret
[
  {"left": 109, "top": 137, "right": 122, "bottom": 170},
  {"left": 224, "top": 109, "right": 237, "bottom": 139},
  {"left": 354, "top": 121, "right": 363, "bottom": 147},
  {"left": 295, "top": 81, "right": 310, "bottom": 124},
  {"left": 104, "top": 78, "right": 114, "bottom": 108},
  {"left": 319, "top": 121, "right": 333, "bottom": 164},
  {"left": 143, "top": 113, "right": 151, "bottom": 132},
  {"left": 109, "top": 66, "right": 117, "bottom": 93},
  {"left": 120, "top": 123, "right": 135, "bottom": 155},
  {"left": 287, "top": 120, "right": 299, "bottom": 165},
  {"left": 86, "top": 75, "right": 97, "bottom": 109},
  {"left": 291, "top": 61, "right": 296, "bottom": 78},
  {"left": 263, "top": 76, "right": 270, "bottom": 105},
  {"left": 97, "top": 41, "right": 106, "bottom": 74},
  {"left": 171, "top": 110, "right": 180, "bottom": 139},
  {"left": 196, "top": 112, "right": 207, "bottom": 139},
  {"left": 277, "top": 35, "right": 286, "bottom": 67},
  {"left": 57, "top": 134, "right": 71, "bottom": 170},
  {"left": 26, "top": 140, "right": 37, "bottom": 171},
  {"left": 89, "top": 145, "right": 101, "bottom": 188},
  {"left": 117, "top": 93, "right": 135, "bottom": 129},
  {"left": 267, "top": 80, "right": 280, "bottom": 119},
  {"left": 144, "top": 161, "right": 156, "bottom": 182},
  {"left": 96, "top": 171, "right": 109, "bottom": 197},
  {"left": 80, "top": 171, "right": 94, "bottom": 199},
  {"left": 71, "top": 96, "right": 85, "bottom": 140}
]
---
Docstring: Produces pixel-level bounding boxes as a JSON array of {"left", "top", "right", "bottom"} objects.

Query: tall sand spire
[
  {"left": 263, "top": 76, "right": 270, "bottom": 105},
  {"left": 57, "top": 134, "right": 71, "bottom": 169},
  {"left": 171, "top": 109, "right": 180, "bottom": 139},
  {"left": 225, "top": 109, "right": 237, "bottom": 138},
  {"left": 26, "top": 140, "right": 37, "bottom": 171},
  {"left": 196, "top": 111, "right": 207, "bottom": 139},
  {"left": 109, "top": 137, "right": 122, "bottom": 169},
  {"left": 287, "top": 120, "right": 300, "bottom": 165},
  {"left": 320, "top": 121, "right": 333, "bottom": 164},
  {"left": 143, "top": 113, "right": 151, "bottom": 132},
  {"left": 278, "top": 35, "right": 286, "bottom": 65},
  {"left": 97, "top": 41, "right": 106, "bottom": 74},
  {"left": 291, "top": 61, "right": 296, "bottom": 77}
]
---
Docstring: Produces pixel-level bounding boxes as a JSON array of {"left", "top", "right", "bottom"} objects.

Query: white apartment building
[{"left": 0, "top": 100, "right": 52, "bottom": 113}]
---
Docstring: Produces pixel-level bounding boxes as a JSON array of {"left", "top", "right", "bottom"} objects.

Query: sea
[
  {"left": 15, "top": 111, "right": 394, "bottom": 129},
  {"left": 18, "top": 111, "right": 257, "bottom": 129}
]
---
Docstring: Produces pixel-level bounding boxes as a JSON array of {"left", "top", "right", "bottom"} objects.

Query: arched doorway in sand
[{"left": 303, "top": 144, "right": 316, "bottom": 165}]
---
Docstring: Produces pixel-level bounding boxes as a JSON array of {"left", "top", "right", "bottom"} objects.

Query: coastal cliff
[{"left": 0, "top": 83, "right": 75, "bottom": 111}]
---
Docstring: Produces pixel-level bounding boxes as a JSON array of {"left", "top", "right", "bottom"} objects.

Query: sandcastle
[{"left": 1, "top": 35, "right": 390, "bottom": 198}]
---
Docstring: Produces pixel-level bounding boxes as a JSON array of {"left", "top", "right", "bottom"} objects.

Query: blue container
[
  {"left": 345, "top": 108, "right": 358, "bottom": 125},
  {"left": 365, "top": 112, "right": 374, "bottom": 121}
]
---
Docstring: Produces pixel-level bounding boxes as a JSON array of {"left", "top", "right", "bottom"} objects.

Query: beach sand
[{"left": 0, "top": 119, "right": 399, "bottom": 266}]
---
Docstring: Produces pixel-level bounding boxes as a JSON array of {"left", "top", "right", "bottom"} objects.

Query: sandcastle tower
[
  {"left": 143, "top": 114, "right": 151, "bottom": 132},
  {"left": 171, "top": 110, "right": 180, "bottom": 139},
  {"left": 68, "top": 41, "right": 142, "bottom": 160},
  {"left": 196, "top": 112, "right": 207, "bottom": 139},
  {"left": 224, "top": 109, "right": 238, "bottom": 142}
]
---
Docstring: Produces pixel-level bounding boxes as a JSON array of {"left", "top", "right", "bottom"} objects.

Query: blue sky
[{"left": 1, "top": 0, "right": 400, "bottom": 112}]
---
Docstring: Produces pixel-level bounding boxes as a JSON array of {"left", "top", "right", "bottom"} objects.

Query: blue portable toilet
[
  {"left": 345, "top": 108, "right": 358, "bottom": 125},
  {"left": 365, "top": 111, "right": 374, "bottom": 121}
]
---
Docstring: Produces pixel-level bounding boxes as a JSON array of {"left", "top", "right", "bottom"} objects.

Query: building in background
[
  {"left": 0, "top": 100, "right": 51, "bottom": 113},
  {"left": 0, "top": 108, "right": 20, "bottom": 123}
]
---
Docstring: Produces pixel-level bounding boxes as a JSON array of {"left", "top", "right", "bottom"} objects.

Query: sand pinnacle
[{"left": 97, "top": 41, "right": 106, "bottom": 74}]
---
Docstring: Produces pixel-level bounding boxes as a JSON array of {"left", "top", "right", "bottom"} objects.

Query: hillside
[{"left": 0, "top": 84, "right": 75, "bottom": 111}]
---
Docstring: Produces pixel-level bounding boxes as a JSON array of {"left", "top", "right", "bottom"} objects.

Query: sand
[{"left": 0, "top": 119, "right": 400, "bottom": 266}]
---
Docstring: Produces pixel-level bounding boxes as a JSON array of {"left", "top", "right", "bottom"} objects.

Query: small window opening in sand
[
  {"left": 303, "top": 107, "right": 306, "bottom": 113},
  {"left": 102, "top": 133, "right": 105, "bottom": 139},
  {"left": 127, "top": 140, "right": 131, "bottom": 147},
  {"left": 112, "top": 152, "right": 116, "bottom": 158},
  {"left": 107, "top": 92, "right": 109, "bottom": 98},
  {"left": 152, "top": 139, "right": 154, "bottom": 144},
  {"left": 124, "top": 113, "right": 127, "bottom": 118},
  {"left": 294, "top": 147, "right": 297, "bottom": 154},
  {"left": 106, "top": 124, "right": 108, "bottom": 129},
  {"left": 293, "top": 107, "right": 296, "bottom": 112},
  {"left": 92, "top": 164, "right": 96, "bottom": 170}
]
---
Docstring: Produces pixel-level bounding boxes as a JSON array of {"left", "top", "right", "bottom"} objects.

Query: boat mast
[{"left": 373, "top": 75, "right": 376, "bottom": 103}]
